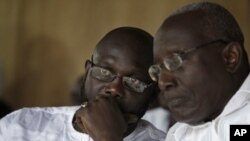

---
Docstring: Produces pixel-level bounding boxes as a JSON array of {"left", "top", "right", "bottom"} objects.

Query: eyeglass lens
[{"left": 91, "top": 66, "right": 149, "bottom": 93}]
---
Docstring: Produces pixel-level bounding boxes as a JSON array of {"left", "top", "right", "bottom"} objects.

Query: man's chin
[{"left": 171, "top": 110, "right": 205, "bottom": 125}]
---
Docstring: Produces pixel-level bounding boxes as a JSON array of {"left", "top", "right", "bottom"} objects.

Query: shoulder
[
  {"left": 0, "top": 106, "right": 79, "bottom": 130},
  {"left": 0, "top": 106, "right": 87, "bottom": 140}
]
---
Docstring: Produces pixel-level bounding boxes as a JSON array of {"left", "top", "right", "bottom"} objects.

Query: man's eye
[{"left": 100, "top": 68, "right": 111, "bottom": 76}]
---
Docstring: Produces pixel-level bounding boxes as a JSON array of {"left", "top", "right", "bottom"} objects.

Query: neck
[{"left": 206, "top": 69, "right": 250, "bottom": 122}]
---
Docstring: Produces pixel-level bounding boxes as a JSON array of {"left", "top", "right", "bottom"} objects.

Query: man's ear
[
  {"left": 85, "top": 60, "right": 92, "bottom": 71},
  {"left": 222, "top": 42, "right": 242, "bottom": 73}
]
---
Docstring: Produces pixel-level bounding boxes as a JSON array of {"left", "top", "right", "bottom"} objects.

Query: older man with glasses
[
  {"left": 0, "top": 27, "right": 166, "bottom": 141},
  {"left": 149, "top": 2, "right": 250, "bottom": 141}
]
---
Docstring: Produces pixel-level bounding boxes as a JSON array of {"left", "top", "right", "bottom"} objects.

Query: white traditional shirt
[
  {"left": 0, "top": 106, "right": 166, "bottom": 141},
  {"left": 166, "top": 73, "right": 250, "bottom": 141},
  {"left": 142, "top": 107, "right": 170, "bottom": 132}
]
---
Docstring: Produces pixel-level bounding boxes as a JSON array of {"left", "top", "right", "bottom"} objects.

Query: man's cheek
[
  {"left": 120, "top": 101, "right": 141, "bottom": 113},
  {"left": 85, "top": 83, "right": 96, "bottom": 100}
]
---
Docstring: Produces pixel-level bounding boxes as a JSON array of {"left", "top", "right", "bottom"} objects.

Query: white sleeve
[{"left": 0, "top": 109, "right": 23, "bottom": 141}]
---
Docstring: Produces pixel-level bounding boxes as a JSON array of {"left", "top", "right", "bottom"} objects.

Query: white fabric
[
  {"left": 142, "top": 107, "right": 170, "bottom": 132},
  {"left": 166, "top": 73, "right": 250, "bottom": 141},
  {"left": 0, "top": 106, "right": 166, "bottom": 141}
]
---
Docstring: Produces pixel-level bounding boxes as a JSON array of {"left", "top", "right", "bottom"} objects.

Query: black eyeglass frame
[{"left": 88, "top": 59, "right": 153, "bottom": 93}]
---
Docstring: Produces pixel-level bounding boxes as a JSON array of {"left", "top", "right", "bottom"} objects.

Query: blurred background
[{"left": 0, "top": 0, "right": 250, "bottom": 111}]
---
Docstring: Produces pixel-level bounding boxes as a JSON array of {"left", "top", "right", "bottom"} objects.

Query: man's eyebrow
[{"left": 96, "top": 60, "right": 148, "bottom": 77}]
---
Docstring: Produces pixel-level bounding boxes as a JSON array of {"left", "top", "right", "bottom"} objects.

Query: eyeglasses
[
  {"left": 89, "top": 61, "right": 152, "bottom": 93},
  {"left": 148, "top": 39, "right": 228, "bottom": 82}
]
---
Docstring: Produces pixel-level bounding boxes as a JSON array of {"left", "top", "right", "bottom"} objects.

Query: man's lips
[
  {"left": 167, "top": 97, "right": 187, "bottom": 108},
  {"left": 160, "top": 92, "right": 189, "bottom": 109}
]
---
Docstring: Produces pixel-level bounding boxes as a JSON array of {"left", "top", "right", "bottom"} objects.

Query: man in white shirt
[
  {"left": 148, "top": 2, "right": 250, "bottom": 141},
  {"left": 0, "top": 27, "right": 166, "bottom": 141}
]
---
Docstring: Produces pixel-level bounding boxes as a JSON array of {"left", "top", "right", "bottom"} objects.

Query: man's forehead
[
  {"left": 160, "top": 10, "right": 206, "bottom": 34},
  {"left": 155, "top": 28, "right": 202, "bottom": 51},
  {"left": 94, "top": 48, "right": 150, "bottom": 71},
  {"left": 94, "top": 46, "right": 137, "bottom": 60},
  {"left": 155, "top": 15, "right": 209, "bottom": 51},
  {"left": 95, "top": 46, "right": 134, "bottom": 63}
]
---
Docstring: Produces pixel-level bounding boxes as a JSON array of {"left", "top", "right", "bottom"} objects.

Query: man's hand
[{"left": 74, "top": 96, "right": 127, "bottom": 141}]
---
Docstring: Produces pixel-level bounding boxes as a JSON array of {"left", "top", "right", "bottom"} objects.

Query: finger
[
  {"left": 94, "top": 95, "right": 115, "bottom": 106},
  {"left": 74, "top": 116, "right": 88, "bottom": 133},
  {"left": 74, "top": 105, "right": 89, "bottom": 133},
  {"left": 94, "top": 94, "right": 110, "bottom": 101}
]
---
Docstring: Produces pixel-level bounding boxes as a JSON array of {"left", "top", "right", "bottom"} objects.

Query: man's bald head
[
  {"left": 93, "top": 27, "right": 153, "bottom": 68},
  {"left": 159, "top": 2, "right": 244, "bottom": 46}
]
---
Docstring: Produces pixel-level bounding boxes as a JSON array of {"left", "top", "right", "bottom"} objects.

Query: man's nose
[
  {"left": 104, "top": 77, "right": 124, "bottom": 97},
  {"left": 158, "top": 71, "right": 176, "bottom": 91}
]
